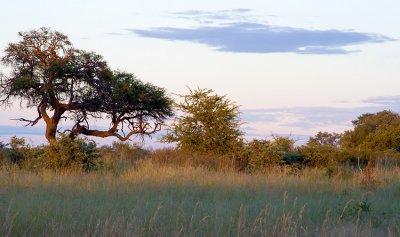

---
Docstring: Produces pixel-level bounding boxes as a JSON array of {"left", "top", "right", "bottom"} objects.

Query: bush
[
  {"left": 245, "top": 136, "right": 301, "bottom": 172},
  {"left": 38, "top": 134, "right": 99, "bottom": 172},
  {"left": 299, "top": 132, "right": 349, "bottom": 169},
  {"left": 0, "top": 137, "right": 37, "bottom": 167},
  {"left": 7, "top": 136, "right": 27, "bottom": 164},
  {"left": 246, "top": 139, "right": 282, "bottom": 172},
  {"left": 300, "top": 144, "right": 338, "bottom": 168}
]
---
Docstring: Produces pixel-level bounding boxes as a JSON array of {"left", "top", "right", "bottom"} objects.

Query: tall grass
[{"left": 1, "top": 160, "right": 400, "bottom": 236}]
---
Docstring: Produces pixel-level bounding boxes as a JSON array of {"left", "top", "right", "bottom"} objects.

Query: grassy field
[{"left": 1, "top": 162, "right": 400, "bottom": 236}]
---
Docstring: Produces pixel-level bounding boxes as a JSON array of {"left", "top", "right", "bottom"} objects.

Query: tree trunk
[{"left": 45, "top": 119, "right": 59, "bottom": 143}]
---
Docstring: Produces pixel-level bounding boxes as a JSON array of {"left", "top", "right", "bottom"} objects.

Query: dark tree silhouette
[{"left": 0, "top": 28, "right": 173, "bottom": 142}]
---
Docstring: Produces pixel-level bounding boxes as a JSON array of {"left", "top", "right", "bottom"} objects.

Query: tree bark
[
  {"left": 44, "top": 107, "right": 64, "bottom": 143},
  {"left": 45, "top": 119, "right": 58, "bottom": 142}
]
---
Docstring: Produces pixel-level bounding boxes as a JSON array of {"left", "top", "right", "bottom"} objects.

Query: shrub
[
  {"left": 0, "top": 137, "right": 38, "bottom": 167},
  {"left": 246, "top": 139, "right": 283, "bottom": 172},
  {"left": 300, "top": 143, "right": 338, "bottom": 168},
  {"left": 38, "top": 134, "right": 99, "bottom": 172},
  {"left": 245, "top": 136, "right": 299, "bottom": 172},
  {"left": 299, "top": 132, "right": 348, "bottom": 168},
  {"left": 7, "top": 136, "right": 27, "bottom": 164}
]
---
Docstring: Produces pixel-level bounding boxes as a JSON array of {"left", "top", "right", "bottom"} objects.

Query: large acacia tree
[{"left": 0, "top": 28, "right": 173, "bottom": 142}]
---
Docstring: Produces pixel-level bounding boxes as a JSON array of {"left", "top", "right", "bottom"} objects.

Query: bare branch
[
  {"left": 10, "top": 100, "right": 45, "bottom": 126},
  {"left": 11, "top": 117, "right": 41, "bottom": 126},
  {"left": 71, "top": 121, "right": 161, "bottom": 141}
]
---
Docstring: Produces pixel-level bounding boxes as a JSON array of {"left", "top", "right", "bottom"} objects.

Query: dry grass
[{"left": 1, "top": 161, "right": 400, "bottom": 236}]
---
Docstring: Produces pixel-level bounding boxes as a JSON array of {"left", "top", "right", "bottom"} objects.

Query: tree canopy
[
  {"left": 308, "top": 131, "right": 342, "bottom": 147},
  {"left": 340, "top": 110, "right": 400, "bottom": 151},
  {"left": 161, "top": 88, "right": 243, "bottom": 155},
  {"left": 0, "top": 28, "right": 173, "bottom": 142}
]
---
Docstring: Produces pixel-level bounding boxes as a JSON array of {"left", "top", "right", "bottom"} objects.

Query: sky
[{"left": 0, "top": 0, "right": 399, "bottom": 146}]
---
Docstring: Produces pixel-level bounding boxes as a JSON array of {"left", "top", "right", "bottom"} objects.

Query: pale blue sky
[{"left": 0, "top": 0, "right": 399, "bottom": 145}]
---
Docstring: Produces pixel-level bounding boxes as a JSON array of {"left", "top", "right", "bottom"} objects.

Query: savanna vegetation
[{"left": 1, "top": 28, "right": 400, "bottom": 236}]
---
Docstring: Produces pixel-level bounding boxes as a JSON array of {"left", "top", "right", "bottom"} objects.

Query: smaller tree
[
  {"left": 161, "top": 88, "right": 243, "bottom": 155},
  {"left": 299, "top": 132, "right": 341, "bottom": 168}
]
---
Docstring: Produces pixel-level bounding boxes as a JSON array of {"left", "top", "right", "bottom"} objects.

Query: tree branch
[
  {"left": 71, "top": 122, "right": 161, "bottom": 141},
  {"left": 10, "top": 100, "right": 45, "bottom": 126}
]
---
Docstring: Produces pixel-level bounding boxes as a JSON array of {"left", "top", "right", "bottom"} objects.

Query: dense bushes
[
  {"left": 1, "top": 134, "right": 400, "bottom": 174},
  {"left": 0, "top": 135, "right": 99, "bottom": 172},
  {"left": 246, "top": 139, "right": 283, "bottom": 171},
  {"left": 244, "top": 136, "right": 299, "bottom": 172},
  {"left": 0, "top": 137, "right": 42, "bottom": 168},
  {"left": 0, "top": 136, "right": 398, "bottom": 175}
]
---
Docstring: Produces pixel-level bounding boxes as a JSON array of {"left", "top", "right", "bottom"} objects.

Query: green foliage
[
  {"left": 341, "top": 110, "right": 400, "bottom": 151},
  {"left": 161, "top": 88, "right": 243, "bottom": 156},
  {"left": 0, "top": 137, "right": 43, "bottom": 169},
  {"left": 245, "top": 136, "right": 299, "bottom": 172},
  {"left": 246, "top": 139, "right": 283, "bottom": 172},
  {"left": 339, "top": 110, "right": 400, "bottom": 163},
  {"left": 8, "top": 136, "right": 27, "bottom": 164},
  {"left": 309, "top": 131, "right": 342, "bottom": 147},
  {"left": 300, "top": 143, "right": 338, "bottom": 168},
  {"left": 38, "top": 134, "right": 99, "bottom": 172},
  {"left": 362, "top": 125, "right": 400, "bottom": 152},
  {"left": 298, "top": 132, "right": 342, "bottom": 168}
]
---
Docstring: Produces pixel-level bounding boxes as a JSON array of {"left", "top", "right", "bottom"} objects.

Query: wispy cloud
[
  {"left": 172, "top": 9, "right": 255, "bottom": 23},
  {"left": 129, "top": 9, "right": 394, "bottom": 54},
  {"left": 362, "top": 95, "right": 400, "bottom": 106}
]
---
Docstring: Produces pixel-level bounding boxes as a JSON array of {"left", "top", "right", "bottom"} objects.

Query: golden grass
[{"left": 1, "top": 161, "right": 400, "bottom": 236}]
